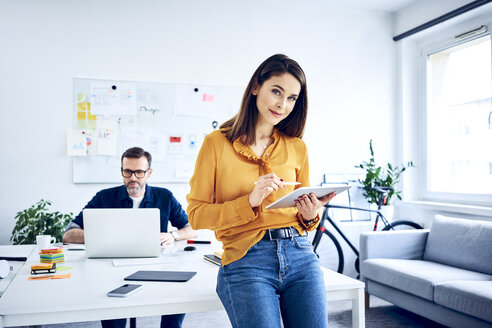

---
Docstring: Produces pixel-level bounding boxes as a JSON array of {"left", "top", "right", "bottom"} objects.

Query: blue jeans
[
  {"left": 101, "top": 314, "right": 185, "bottom": 328},
  {"left": 217, "top": 236, "right": 328, "bottom": 328}
]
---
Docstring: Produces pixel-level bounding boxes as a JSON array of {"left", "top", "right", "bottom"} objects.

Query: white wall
[{"left": 0, "top": 0, "right": 396, "bottom": 244}]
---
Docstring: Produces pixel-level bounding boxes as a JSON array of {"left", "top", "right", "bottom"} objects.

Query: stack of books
[
  {"left": 39, "top": 248, "right": 64, "bottom": 263},
  {"left": 203, "top": 249, "right": 223, "bottom": 266}
]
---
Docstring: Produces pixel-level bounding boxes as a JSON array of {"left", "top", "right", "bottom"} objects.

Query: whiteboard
[{"left": 71, "top": 78, "right": 242, "bottom": 183}]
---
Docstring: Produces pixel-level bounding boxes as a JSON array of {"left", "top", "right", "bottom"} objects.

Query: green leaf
[
  {"left": 11, "top": 199, "right": 74, "bottom": 244},
  {"left": 355, "top": 140, "right": 413, "bottom": 204}
]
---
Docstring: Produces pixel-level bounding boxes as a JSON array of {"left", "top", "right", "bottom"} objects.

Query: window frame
[{"left": 418, "top": 15, "right": 492, "bottom": 207}]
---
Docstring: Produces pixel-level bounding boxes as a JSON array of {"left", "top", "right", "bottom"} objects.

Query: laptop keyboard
[{"left": 112, "top": 257, "right": 176, "bottom": 267}]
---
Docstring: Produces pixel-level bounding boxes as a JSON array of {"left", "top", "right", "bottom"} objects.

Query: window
[{"left": 424, "top": 30, "right": 492, "bottom": 205}]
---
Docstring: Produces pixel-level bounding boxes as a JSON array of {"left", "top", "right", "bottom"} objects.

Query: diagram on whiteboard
[{"left": 69, "top": 78, "right": 242, "bottom": 183}]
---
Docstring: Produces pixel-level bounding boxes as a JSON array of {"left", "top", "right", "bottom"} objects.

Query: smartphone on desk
[{"left": 107, "top": 284, "right": 142, "bottom": 297}]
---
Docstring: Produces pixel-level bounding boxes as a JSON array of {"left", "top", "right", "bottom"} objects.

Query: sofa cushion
[
  {"left": 361, "top": 258, "right": 492, "bottom": 301},
  {"left": 435, "top": 280, "right": 492, "bottom": 323},
  {"left": 423, "top": 215, "right": 492, "bottom": 275}
]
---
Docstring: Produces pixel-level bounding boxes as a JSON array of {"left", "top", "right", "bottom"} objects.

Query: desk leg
[
  {"left": 130, "top": 317, "right": 136, "bottom": 328},
  {"left": 352, "top": 288, "right": 365, "bottom": 328}
]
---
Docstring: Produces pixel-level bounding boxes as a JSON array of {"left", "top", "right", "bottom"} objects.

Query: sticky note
[
  {"left": 87, "top": 104, "right": 97, "bottom": 120},
  {"left": 87, "top": 120, "right": 97, "bottom": 130},
  {"left": 51, "top": 273, "right": 71, "bottom": 279},
  {"left": 170, "top": 136, "right": 182, "bottom": 143},
  {"left": 202, "top": 94, "right": 215, "bottom": 102},
  {"left": 78, "top": 93, "right": 87, "bottom": 102},
  {"left": 77, "top": 111, "right": 87, "bottom": 120},
  {"left": 77, "top": 120, "right": 87, "bottom": 129},
  {"left": 28, "top": 273, "right": 71, "bottom": 280},
  {"left": 78, "top": 103, "right": 88, "bottom": 112},
  {"left": 28, "top": 275, "right": 51, "bottom": 280},
  {"left": 56, "top": 266, "right": 73, "bottom": 271}
]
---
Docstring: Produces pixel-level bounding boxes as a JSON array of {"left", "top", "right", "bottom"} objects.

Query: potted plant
[
  {"left": 355, "top": 140, "right": 413, "bottom": 218},
  {"left": 11, "top": 199, "right": 73, "bottom": 245}
]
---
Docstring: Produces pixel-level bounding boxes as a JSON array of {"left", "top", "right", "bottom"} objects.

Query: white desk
[
  {"left": 0, "top": 243, "right": 364, "bottom": 328},
  {"left": 0, "top": 245, "right": 36, "bottom": 297}
]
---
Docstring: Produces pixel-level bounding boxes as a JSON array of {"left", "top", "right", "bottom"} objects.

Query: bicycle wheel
[
  {"left": 382, "top": 220, "right": 423, "bottom": 231},
  {"left": 312, "top": 230, "right": 344, "bottom": 273}
]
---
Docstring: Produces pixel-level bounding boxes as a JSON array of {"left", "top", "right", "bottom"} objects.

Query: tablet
[
  {"left": 265, "top": 185, "right": 351, "bottom": 209},
  {"left": 124, "top": 270, "right": 197, "bottom": 282}
]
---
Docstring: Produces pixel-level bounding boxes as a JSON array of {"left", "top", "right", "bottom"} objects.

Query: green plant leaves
[
  {"left": 11, "top": 199, "right": 73, "bottom": 245},
  {"left": 355, "top": 140, "right": 413, "bottom": 205}
]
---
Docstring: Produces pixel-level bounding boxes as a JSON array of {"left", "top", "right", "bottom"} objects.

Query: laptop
[{"left": 83, "top": 208, "right": 161, "bottom": 258}]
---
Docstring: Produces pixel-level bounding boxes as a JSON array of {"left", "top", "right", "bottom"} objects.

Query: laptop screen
[{"left": 83, "top": 208, "right": 161, "bottom": 258}]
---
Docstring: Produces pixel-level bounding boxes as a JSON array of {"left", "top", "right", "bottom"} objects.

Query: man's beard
[{"left": 126, "top": 181, "right": 143, "bottom": 196}]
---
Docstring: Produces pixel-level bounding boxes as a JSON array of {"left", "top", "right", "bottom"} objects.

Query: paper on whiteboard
[
  {"left": 90, "top": 82, "right": 137, "bottom": 116},
  {"left": 67, "top": 130, "right": 87, "bottom": 156},
  {"left": 175, "top": 84, "right": 217, "bottom": 117},
  {"left": 119, "top": 128, "right": 166, "bottom": 162},
  {"left": 96, "top": 128, "right": 117, "bottom": 156},
  {"left": 137, "top": 88, "right": 161, "bottom": 129},
  {"left": 174, "top": 154, "right": 195, "bottom": 178}
]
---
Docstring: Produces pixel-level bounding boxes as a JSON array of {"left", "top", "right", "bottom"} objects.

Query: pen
[
  {"left": 254, "top": 181, "right": 300, "bottom": 185},
  {"left": 187, "top": 240, "right": 212, "bottom": 244}
]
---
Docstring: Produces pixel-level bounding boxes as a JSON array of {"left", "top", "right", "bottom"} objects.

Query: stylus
[{"left": 254, "top": 181, "right": 300, "bottom": 185}]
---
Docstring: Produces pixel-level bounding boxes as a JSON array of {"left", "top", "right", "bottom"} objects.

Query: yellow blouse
[{"left": 186, "top": 128, "right": 320, "bottom": 265}]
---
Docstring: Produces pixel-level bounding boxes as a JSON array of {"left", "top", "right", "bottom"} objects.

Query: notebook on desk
[{"left": 83, "top": 208, "right": 161, "bottom": 258}]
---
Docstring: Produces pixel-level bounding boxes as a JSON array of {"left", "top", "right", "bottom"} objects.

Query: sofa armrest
[{"left": 360, "top": 229, "right": 430, "bottom": 263}]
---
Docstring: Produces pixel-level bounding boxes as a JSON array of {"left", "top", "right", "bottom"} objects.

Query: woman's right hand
[{"left": 248, "top": 172, "right": 284, "bottom": 208}]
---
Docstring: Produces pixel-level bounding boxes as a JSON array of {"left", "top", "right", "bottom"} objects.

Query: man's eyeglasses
[{"left": 121, "top": 168, "right": 149, "bottom": 178}]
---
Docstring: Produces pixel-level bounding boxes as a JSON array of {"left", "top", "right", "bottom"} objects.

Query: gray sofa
[{"left": 360, "top": 215, "right": 492, "bottom": 328}]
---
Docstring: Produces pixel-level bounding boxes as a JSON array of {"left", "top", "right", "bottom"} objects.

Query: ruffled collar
[{"left": 232, "top": 129, "right": 280, "bottom": 161}]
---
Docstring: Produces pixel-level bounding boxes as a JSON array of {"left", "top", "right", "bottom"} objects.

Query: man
[{"left": 64, "top": 147, "right": 196, "bottom": 328}]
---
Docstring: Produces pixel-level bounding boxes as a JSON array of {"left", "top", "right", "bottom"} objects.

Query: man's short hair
[{"left": 121, "top": 147, "right": 152, "bottom": 168}]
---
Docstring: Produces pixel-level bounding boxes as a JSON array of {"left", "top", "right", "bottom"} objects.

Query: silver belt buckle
[{"left": 268, "top": 229, "right": 274, "bottom": 240}]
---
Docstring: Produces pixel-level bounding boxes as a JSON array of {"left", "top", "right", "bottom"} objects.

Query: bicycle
[{"left": 310, "top": 186, "right": 423, "bottom": 276}]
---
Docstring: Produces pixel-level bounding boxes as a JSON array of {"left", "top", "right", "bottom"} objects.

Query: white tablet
[{"left": 265, "top": 185, "right": 351, "bottom": 209}]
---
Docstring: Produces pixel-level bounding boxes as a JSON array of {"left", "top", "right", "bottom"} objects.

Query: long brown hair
[{"left": 221, "top": 54, "right": 308, "bottom": 144}]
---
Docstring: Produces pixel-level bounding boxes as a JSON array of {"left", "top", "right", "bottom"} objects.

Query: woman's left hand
[{"left": 295, "top": 192, "right": 337, "bottom": 222}]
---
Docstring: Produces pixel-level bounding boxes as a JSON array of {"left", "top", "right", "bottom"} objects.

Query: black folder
[{"left": 124, "top": 270, "right": 196, "bottom": 282}]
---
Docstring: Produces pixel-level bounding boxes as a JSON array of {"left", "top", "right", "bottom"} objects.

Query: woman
[{"left": 187, "top": 54, "right": 335, "bottom": 328}]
